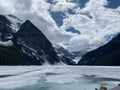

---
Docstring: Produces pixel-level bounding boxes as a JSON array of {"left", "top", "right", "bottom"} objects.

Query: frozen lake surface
[{"left": 0, "top": 66, "right": 120, "bottom": 90}]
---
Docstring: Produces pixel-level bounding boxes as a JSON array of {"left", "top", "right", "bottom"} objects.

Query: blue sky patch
[
  {"left": 50, "top": 11, "right": 66, "bottom": 27},
  {"left": 105, "top": 0, "right": 120, "bottom": 9},
  {"left": 68, "top": 9, "right": 76, "bottom": 15},
  {"left": 72, "top": 0, "right": 89, "bottom": 8},
  {"left": 46, "top": 0, "right": 57, "bottom": 4},
  {"left": 66, "top": 27, "right": 81, "bottom": 34}
]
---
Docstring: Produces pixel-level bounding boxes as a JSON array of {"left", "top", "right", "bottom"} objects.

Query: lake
[{"left": 0, "top": 66, "right": 120, "bottom": 90}]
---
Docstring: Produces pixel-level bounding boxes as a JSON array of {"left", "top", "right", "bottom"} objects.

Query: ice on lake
[{"left": 0, "top": 66, "right": 120, "bottom": 90}]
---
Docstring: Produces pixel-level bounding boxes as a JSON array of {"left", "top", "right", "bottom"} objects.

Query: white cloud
[
  {"left": 50, "top": 0, "right": 77, "bottom": 12},
  {"left": 0, "top": 0, "right": 15, "bottom": 13},
  {"left": 0, "top": 0, "right": 120, "bottom": 53},
  {"left": 66, "top": 35, "right": 89, "bottom": 51},
  {"left": 0, "top": 0, "right": 72, "bottom": 44},
  {"left": 60, "top": 0, "right": 120, "bottom": 52}
]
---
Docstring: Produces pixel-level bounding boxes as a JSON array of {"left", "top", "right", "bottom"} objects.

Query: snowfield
[{"left": 0, "top": 66, "right": 120, "bottom": 90}]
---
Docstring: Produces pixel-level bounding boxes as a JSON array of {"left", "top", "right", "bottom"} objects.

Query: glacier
[{"left": 0, "top": 66, "right": 120, "bottom": 90}]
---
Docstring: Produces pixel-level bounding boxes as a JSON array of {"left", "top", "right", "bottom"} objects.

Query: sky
[{"left": 0, "top": 0, "right": 120, "bottom": 52}]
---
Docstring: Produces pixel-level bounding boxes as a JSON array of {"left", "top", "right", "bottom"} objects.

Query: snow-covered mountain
[
  {"left": 6, "top": 14, "right": 22, "bottom": 33},
  {"left": 53, "top": 44, "right": 76, "bottom": 65},
  {"left": 0, "top": 0, "right": 119, "bottom": 65},
  {"left": 54, "top": 44, "right": 75, "bottom": 59},
  {"left": 0, "top": 14, "right": 120, "bottom": 66},
  {"left": 0, "top": 14, "right": 22, "bottom": 42},
  {"left": 0, "top": 15, "right": 60, "bottom": 65}
]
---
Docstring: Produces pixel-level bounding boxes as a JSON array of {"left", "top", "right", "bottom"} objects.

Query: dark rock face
[
  {"left": 60, "top": 56, "right": 76, "bottom": 65},
  {"left": 78, "top": 34, "right": 120, "bottom": 66},
  {"left": 0, "top": 15, "right": 60, "bottom": 65},
  {"left": 54, "top": 44, "right": 75, "bottom": 60},
  {"left": 0, "top": 45, "right": 42, "bottom": 65},
  {"left": 0, "top": 15, "right": 11, "bottom": 25},
  {"left": 0, "top": 15, "right": 13, "bottom": 41},
  {"left": 13, "top": 20, "right": 60, "bottom": 64},
  {"left": 54, "top": 44, "right": 76, "bottom": 65}
]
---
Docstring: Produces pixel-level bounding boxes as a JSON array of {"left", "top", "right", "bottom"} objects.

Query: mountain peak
[
  {"left": 0, "top": 14, "right": 22, "bottom": 33},
  {"left": 22, "top": 20, "right": 33, "bottom": 27},
  {"left": 24, "top": 20, "right": 31, "bottom": 24},
  {"left": 22, "top": 20, "right": 37, "bottom": 29},
  {"left": 20, "top": 20, "right": 45, "bottom": 37},
  {"left": 0, "top": 15, "right": 11, "bottom": 25},
  {"left": 14, "top": 19, "right": 60, "bottom": 64}
]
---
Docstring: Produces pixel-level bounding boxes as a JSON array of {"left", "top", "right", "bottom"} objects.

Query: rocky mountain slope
[
  {"left": 0, "top": 15, "right": 60, "bottom": 65},
  {"left": 54, "top": 44, "right": 76, "bottom": 65},
  {"left": 0, "top": 14, "right": 120, "bottom": 66},
  {"left": 78, "top": 33, "right": 120, "bottom": 66}
]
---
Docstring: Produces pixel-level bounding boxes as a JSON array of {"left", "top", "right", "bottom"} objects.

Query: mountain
[
  {"left": 0, "top": 44, "right": 42, "bottom": 65},
  {"left": 53, "top": 44, "right": 76, "bottom": 65},
  {"left": 0, "top": 14, "right": 22, "bottom": 41},
  {"left": 1, "top": 14, "right": 120, "bottom": 66},
  {"left": 0, "top": 15, "right": 13, "bottom": 41},
  {"left": 54, "top": 44, "right": 75, "bottom": 59},
  {"left": 6, "top": 14, "right": 22, "bottom": 33},
  {"left": 78, "top": 33, "right": 120, "bottom": 66},
  {"left": 13, "top": 20, "right": 60, "bottom": 64},
  {"left": 0, "top": 15, "right": 60, "bottom": 65}
]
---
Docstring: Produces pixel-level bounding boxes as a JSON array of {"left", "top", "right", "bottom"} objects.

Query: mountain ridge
[
  {"left": 78, "top": 33, "right": 120, "bottom": 66},
  {"left": 0, "top": 14, "right": 120, "bottom": 66},
  {"left": 0, "top": 15, "right": 60, "bottom": 65}
]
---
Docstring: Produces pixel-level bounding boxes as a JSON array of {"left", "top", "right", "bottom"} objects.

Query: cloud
[
  {"left": 60, "top": 0, "right": 120, "bottom": 51},
  {"left": 0, "top": 0, "right": 120, "bottom": 53},
  {"left": 0, "top": 0, "right": 72, "bottom": 44},
  {"left": 50, "top": 0, "right": 77, "bottom": 12},
  {"left": 66, "top": 35, "right": 89, "bottom": 51},
  {"left": 15, "top": 0, "right": 32, "bottom": 10}
]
